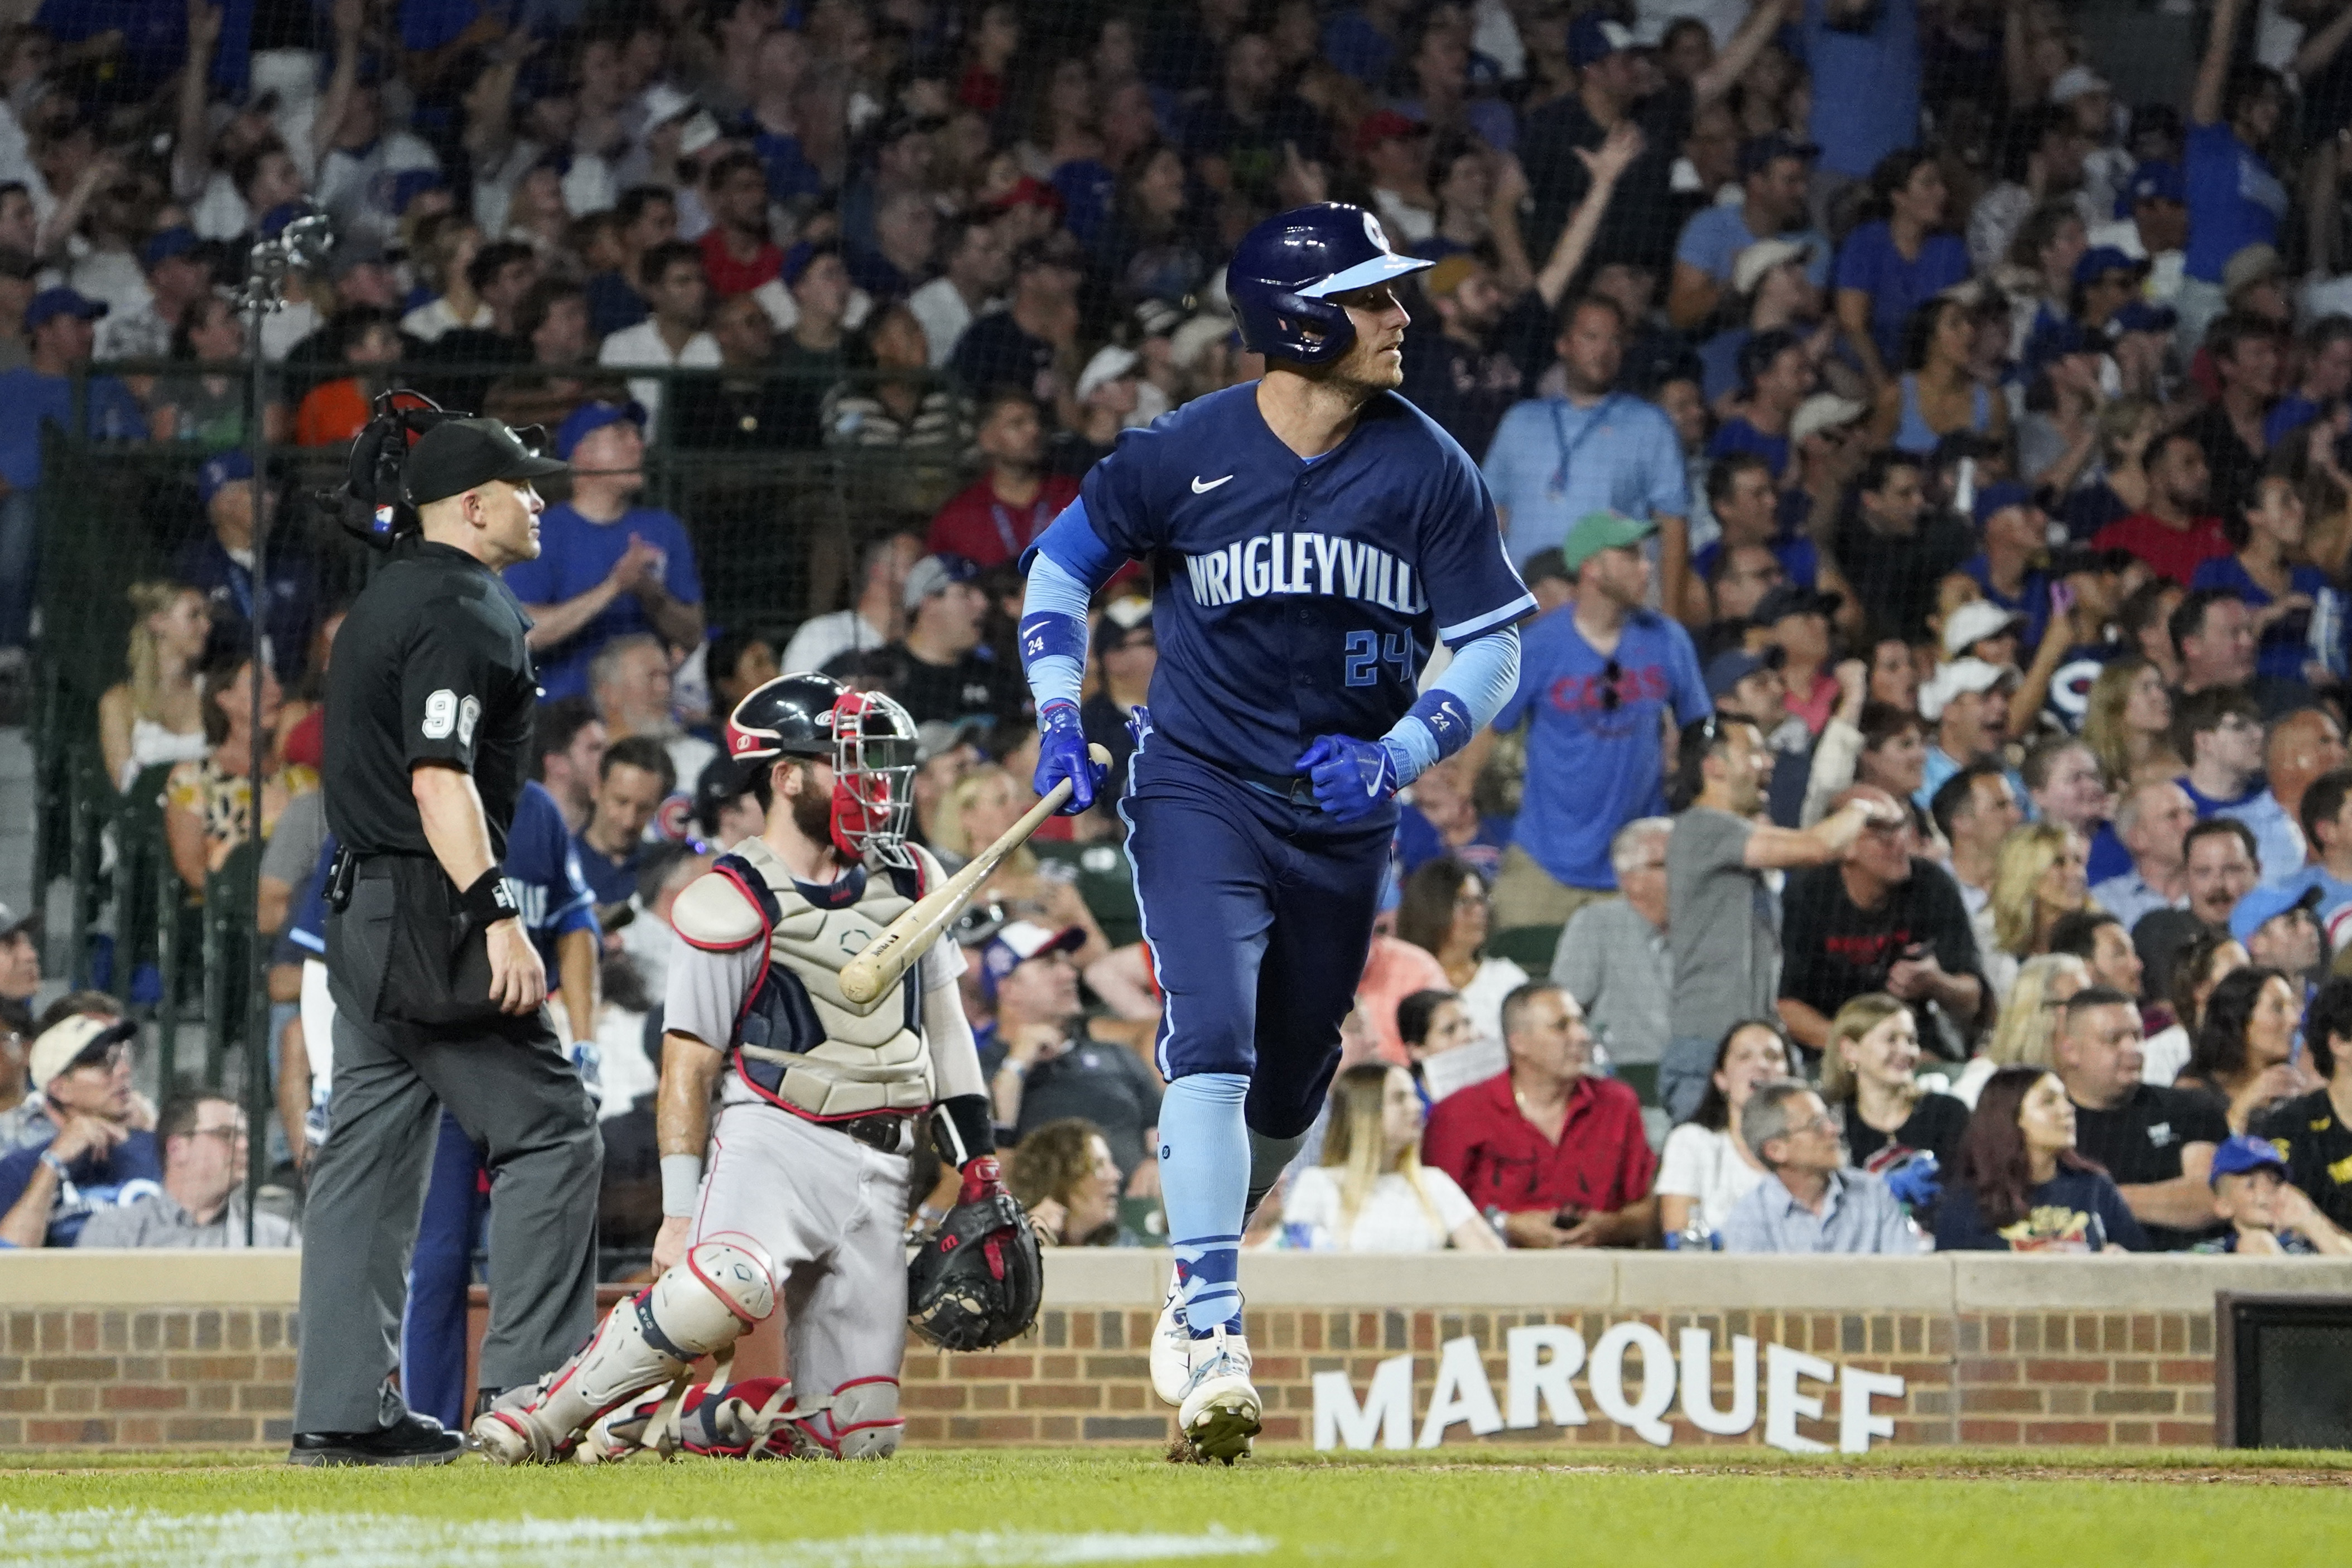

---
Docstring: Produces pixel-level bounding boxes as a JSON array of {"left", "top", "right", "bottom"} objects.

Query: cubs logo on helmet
[{"left": 1225, "top": 201, "right": 1435, "bottom": 365}]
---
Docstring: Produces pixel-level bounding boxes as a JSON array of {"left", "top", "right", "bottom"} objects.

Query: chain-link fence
[{"left": 28, "top": 359, "right": 981, "bottom": 1088}]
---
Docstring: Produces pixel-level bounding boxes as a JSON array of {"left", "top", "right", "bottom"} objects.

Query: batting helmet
[{"left": 1225, "top": 202, "right": 1433, "bottom": 366}]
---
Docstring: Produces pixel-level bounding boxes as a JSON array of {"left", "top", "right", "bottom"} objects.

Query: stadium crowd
[{"left": 4, "top": 0, "right": 2352, "bottom": 1268}]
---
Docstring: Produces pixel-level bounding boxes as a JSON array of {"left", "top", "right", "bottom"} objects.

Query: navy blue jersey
[{"left": 1059, "top": 384, "right": 1532, "bottom": 778}]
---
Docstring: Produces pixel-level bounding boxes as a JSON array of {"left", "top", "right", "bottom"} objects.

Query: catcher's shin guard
[
  {"left": 577, "top": 1376, "right": 808, "bottom": 1462},
  {"left": 471, "top": 1237, "right": 775, "bottom": 1464},
  {"left": 798, "top": 1377, "right": 903, "bottom": 1460}
]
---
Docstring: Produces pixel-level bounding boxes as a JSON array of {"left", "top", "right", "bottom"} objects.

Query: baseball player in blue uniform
[{"left": 1017, "top": 203, "right": 1533, "bottom": 1461}]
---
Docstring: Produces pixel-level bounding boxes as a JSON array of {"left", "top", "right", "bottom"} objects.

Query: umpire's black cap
[{"left": 402, "top": 417, "right": 567, "bottom": 506}]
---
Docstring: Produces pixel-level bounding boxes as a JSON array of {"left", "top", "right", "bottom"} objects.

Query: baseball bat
[{"left": 838, "top": 742, "right": 1113, "bottom": 1005}]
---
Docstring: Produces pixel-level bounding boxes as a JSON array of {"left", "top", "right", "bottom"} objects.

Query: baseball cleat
[
  {"left": 1149, "top": 1266, "right": 1192, "bottom": 1406},
  {"left": 1175, "top": 1326, "right": 1260, "bottom": 1465}
]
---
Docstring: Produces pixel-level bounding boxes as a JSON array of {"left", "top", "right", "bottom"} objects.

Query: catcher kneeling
[{"left": 474, "top": 674, "right": 1042, "bottom": 1465}]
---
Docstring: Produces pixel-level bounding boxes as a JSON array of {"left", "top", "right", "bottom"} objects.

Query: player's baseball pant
[
  {"left": 293, "top": 915, "right": 600, "bottom": 1434},
  {"left": 1119, "top": 728, "right": 1389, "bottom": 1138},
  {"left": 692, "top": 1102, "right": 913, "bottom": 1412},
  {"left": 401, "top": 1108, "right": 488, "bottom": 1431}
]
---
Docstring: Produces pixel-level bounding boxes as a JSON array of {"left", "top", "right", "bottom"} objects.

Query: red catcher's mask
[{"left": 826, "top": 688, "right": 918, "bottom": 869}]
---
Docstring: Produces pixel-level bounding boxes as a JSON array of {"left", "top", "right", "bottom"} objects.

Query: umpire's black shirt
[{"left": 325, "top": 540, "right": 537, "bottom": 856}]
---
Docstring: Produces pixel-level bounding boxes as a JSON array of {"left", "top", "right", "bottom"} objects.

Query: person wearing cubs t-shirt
[
  {"left": 2253, "top": 974, "right": 2352, "bottom": 1235},
  {"left": 0, "top": 1016, "right": 158, "bottom": 1247}
]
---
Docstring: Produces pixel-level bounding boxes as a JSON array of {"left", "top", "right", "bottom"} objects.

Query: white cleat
[
  {"left": 1149, "top": 1266, "right": 1192, "bottom": 1406},
  {"left": 1175, "top": 1326, "right": 1260, "bottom": 1465}
]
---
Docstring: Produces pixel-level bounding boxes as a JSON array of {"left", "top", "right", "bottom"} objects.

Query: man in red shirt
[
  {"left": 1422, "top": 982, "right": 1657, "bottom": 1247},
  {"left": 926, "top": 389, "right": 1080, "bottom": 568},
  {"left": 2094, "top": 430, "right": 2229, "bottom": 586},
  {"left": 695, "top": 150, "right": 784, "bottom": 298}
]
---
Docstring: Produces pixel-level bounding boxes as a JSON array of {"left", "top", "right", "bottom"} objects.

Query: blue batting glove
[
  {"left": 1034, "top": 700, "right": 1106, "bottom": 814},
  {"left": 1295, "top": 735, "right": 1401, "bottom": 823}
]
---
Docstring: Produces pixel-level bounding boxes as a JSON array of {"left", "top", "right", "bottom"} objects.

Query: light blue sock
[{"left": 1158, "top": 1072, "right": 1250, "bottom": 1339}]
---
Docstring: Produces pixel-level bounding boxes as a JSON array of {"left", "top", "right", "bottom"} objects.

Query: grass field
[{"left": 2, "top": 1448, "right": 2348, "bottom": 1567}]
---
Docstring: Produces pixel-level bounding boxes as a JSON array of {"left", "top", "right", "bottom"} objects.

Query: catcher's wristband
[
  {"left": 659, "top": 1154, "right": 703, "bottom": 1218},
  {"left": 932, "top": 1093, "right": 996, "bottom": 1170}
]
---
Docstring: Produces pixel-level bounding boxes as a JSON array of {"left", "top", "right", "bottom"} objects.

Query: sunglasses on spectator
[{"left": 67, "top": 1042, "right": 130, "bottom": 1074}]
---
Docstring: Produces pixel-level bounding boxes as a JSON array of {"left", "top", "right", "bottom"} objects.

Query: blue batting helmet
[{"left": 1225, "top": 203, "right": 1434, "bottom": 366}]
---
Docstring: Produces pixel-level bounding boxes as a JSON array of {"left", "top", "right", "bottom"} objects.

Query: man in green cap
[{"left": 1490, "top": 510, "right": 1710, "bottom": 934}]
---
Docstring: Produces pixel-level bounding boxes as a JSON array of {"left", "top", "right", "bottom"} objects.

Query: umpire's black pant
[{"left": 292, "top": 874, "right": 601, "bottom": 1434}]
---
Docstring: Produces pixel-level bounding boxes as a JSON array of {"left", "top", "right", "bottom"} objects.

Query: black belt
[
  {"left": 836, "top": 1113, "right": 912, "bottom": 1155},
  {"left": 1165, "top": 735, "right": 1319, "bottom": 806}
]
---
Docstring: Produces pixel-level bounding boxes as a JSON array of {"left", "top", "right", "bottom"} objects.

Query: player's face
[{"left": 1327, "top": 283, "right": 1411, "bottom": 391}]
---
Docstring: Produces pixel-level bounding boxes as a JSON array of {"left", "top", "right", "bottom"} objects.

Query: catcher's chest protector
[{"left": 712, "top": 838, "right": 933, "bottom": 1120}]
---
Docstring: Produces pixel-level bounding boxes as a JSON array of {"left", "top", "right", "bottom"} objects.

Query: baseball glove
[{"left": 907, "top": 1155, "right": 1044, "bottom": 1351}]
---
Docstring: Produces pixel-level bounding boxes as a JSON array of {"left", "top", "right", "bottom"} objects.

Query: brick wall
[{"left": 0, "top": 1251, "right": 2311, "bottom": 1451}]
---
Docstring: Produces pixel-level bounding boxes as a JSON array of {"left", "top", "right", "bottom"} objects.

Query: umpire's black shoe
[{"left": 288, "top": 1412, "right": 464, "bottom": 1467}]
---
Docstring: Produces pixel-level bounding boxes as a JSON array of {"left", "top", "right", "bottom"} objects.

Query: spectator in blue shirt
[
  {"left": 1717, "top": 1079, "right": 1921, "bottom": 1253},
  {"left": 171, "top": 451, "right": 320, "bottom": 688},
  {"left": 502, "top": 399, "right": 706, "bottom": 702},
  {"left": 2262, "top": 316, "right": 2352, "bottom": 448},
  {"left": 583, "top": 186, "right": 678, "bottom": 339},
  {"left": 0, "top": 1016, "right": 161, "bottom": 1247},
  {"left": 572, "top": 735, "right": 676, "bottom": 912},
  {"left": 2190, "top": 475, "right": 2329, "bottom": 687},
  {"left": 1707, "top": 328, "right": 1814, "bottom": 482},
  {"left": 2180, "top": 0, "right": 2290, "bottom": 350},
  {"left": 1491, "top": 511, "right": 1708, "bottom": 935},
  {"left": 1800, "top": 0, "right": 1921, "bottom": 182},
  {"left": 1481, "top": 294, "right": 1690, "bottom": 585},
  {"left": 0, "top": 286, "right": 147, "bottom": 658},
  {"left": 1667, "top": 131, "right": 1830, "bottom": 333},
  {"left": 1833, "top": 150, "right": 1972, "bottom": 385}
]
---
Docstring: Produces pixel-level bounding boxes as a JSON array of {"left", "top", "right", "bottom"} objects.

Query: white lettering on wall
[{"left": 1313, "top": 1354, "right": 1414, "bottom": 1451}]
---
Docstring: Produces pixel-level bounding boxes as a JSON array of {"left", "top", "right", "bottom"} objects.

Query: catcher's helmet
[
  {"left": 1225, "top": 202, "right": 1434, "bottom": 366},
  {"left": 724, "top": 674, "right": 920, "bottom": 869}
]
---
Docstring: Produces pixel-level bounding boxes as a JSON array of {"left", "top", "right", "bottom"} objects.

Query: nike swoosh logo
[{"left": 1191, "top": 475, "right": 1234, "bottom": 493}]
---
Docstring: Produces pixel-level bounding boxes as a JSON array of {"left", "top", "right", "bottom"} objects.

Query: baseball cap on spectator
[
  {"left": 1134, "top": 298, "right": 1184, "bottom": 339},
  {"left": 257, "top": 201, "right": 318, "bottom": 239},
  {"left": 2110, "top": 299, "right": 2178, "bottom": 337},
  {"left": 2228, "top": 881, "right": 2324, "bottom": 944},
  {"left": 916, "top": 716, "right": 990, "bottom": 763},
  {"left": 1737, "top": 132, "right": 1818, "bottom": 179},
  {"left": 388, "top": 168, "right": 446, "bottom": 218},
  {"left": 1704, "top": 644, "right": 1785, "bottom": 701},
  {"left": 329, "top": 238, "right": 389, "bottom": 281},
  {"left": 1098, "top": 596, "right": 1153, "bottom": 652},
  {"left": 403, "top": 417, "right": 568, "bottom": 506},
  {"left": 1753, "top": 582, "right": 1842, "bottom": 625},
  {"left": 2223, "top": 243, "right": 2284, "bottom": 301},
  {"left": 198, "top": 450, "right": 254, "bottom": 507},
  {"left": 1170, "top": 314, "right": 1236, "bottom": 372},
  {"left": 903, "top": 552, "right": 981, "bottom": 611},
  {"left": 2073, "top": 246, "right": 2148, "bottom": 289},
  {"left": 2023, "top": 319, "right": 2095, "bottom": 380},
  {"left": 1790, "top": 392, "right": 1867, "bottom": 445},
  {"left": 1560, "top": 510, "right": 1654, "bottom": 572},
  {"left": 1568, "top": 12, "right": 1636, "bottom": 66},
  {"left": 555, "top": 399, "right": 647, "bottom": 460},
  {"left": 1970, "top": 480, "right": 2037, "bottom": 530},
  {"left": 0, "top": 901, "right": 33, "bottom": 940},
  {"left": 1422, "top": 253, "right": 1482, "bottom": 301},
  {"left": 677, "top": 110, "right": 723, "bottom": 158},
  {"left": 642, "top": 82, "right": 697, "bottom": 127},
  {"left": 975, "top": 920, "right": 1085, "bottom": 1002},
  {"left": 984, "top": 176, "right": 1066, "bottom": 219},
  {"left": 26, "top": 1015, "right": 136, "bottom": 1096},
  {"left": 1520, "top": 547, "right": 1570, "bottom": 592},
  {"left": 141, "top": 226, "right": 200, "bottom": 271},
  {"left": 1942, "top": 599, "right": 2027, "bottom": 660},
  {"left": 1353, "top": 109, "right": 1428, "bottom": 158},
  {"left": 25, "top": 286, "right": 105, "bottom": 331},
  {"left": 782, "top": 239, "right": 838, "bottom": 288},
  {"left": 1076, "top": 344, "right": 1140, "bottom": 403},
  {"left": 1732, "top": 237, "right": 1808, "bottom": 297},
  {"left": 2118, "top": 161, "right": 2185, "bottom": 218},
  {"left": 1919, "top": 658, "right": 2017, "bottom": 721},
  {"left": 691, "top": 754, "right": 751, "bottom": 836},
  {"left": 2049, "top": 65, "right": 2110, "bottom": 104},
  {"left": 2208, "top": 1133, "right": 2291, "bottom": 1185}
]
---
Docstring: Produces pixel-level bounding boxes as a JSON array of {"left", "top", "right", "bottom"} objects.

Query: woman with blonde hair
[
  {"left": 1281, "top": 1063, "right": 1501, "bottom": 1251},
  {"left": 1818, "top": 993, "right": 1970, "bottom": 1176},
  {"left": 1982, "top": 822, "right": 2089, "bottom": 1002},
  {"left": 2081, "top": 659, "right": 2185, "bottom": 787},
  {"left": 933, "top": 764, "right": 1110, "bottom": 963},
  {"left": 98, "top": 581, "right": 213, "bottom": 793},
  {"left": 1951, "top": 952, "right": 2089, "bottom": 1106}
]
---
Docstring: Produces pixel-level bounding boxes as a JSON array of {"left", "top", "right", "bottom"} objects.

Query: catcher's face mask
[{"left": 827, "top": 689, "right": 918, "bottom": 870}]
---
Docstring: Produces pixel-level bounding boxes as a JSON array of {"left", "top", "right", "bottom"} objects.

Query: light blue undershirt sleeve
[
  {"left": 1380, "top": 624, "right": 1521, "bottom": 783},
  {"left": 1016, "top": 500, "right": 1118, "bottom": 715}
]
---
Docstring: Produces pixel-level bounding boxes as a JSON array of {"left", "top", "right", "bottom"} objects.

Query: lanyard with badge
[
  {"left": 989, "top": 498, "right": 1054, "bottom": 560},
  {"left": 1547, "top": 394, "right": 1619, "bottom": 499}
]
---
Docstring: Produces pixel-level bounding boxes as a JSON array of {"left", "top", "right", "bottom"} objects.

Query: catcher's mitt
[{"left": 907, "top": 1156, "right": 1044, "bottom": 1351}]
